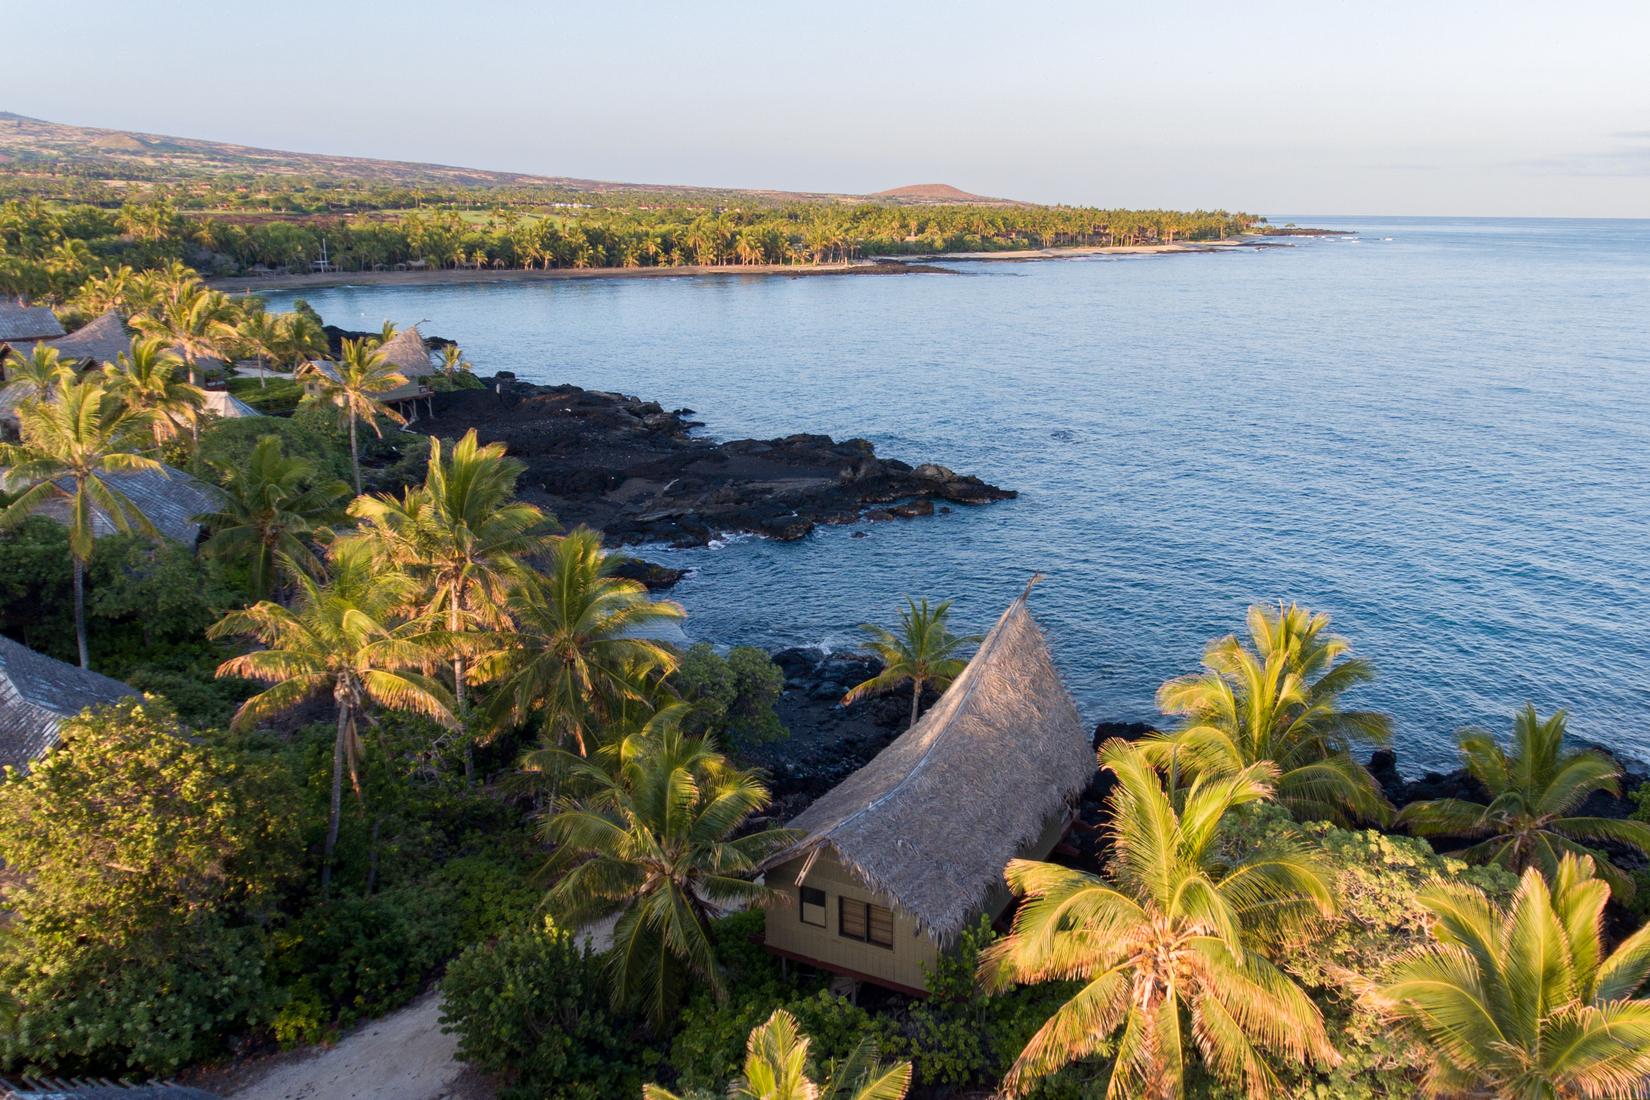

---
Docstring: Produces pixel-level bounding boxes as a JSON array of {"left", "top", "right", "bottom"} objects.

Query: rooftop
[{"left": 0, "top": 634, "right": 137, "bottom": 772}]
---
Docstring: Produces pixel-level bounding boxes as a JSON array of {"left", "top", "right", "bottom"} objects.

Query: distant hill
[
  {"left": 0, "top": 112, "right": 1029, "bottom": 206},
  {"left": 871, "top": 183, "right": 1020, "bottom": 205}
]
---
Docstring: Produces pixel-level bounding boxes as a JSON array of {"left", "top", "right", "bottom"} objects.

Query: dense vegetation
[
  {"left": 0, "top": 186, "right": 1263, "bottom": 305},
  {"left": 1, "top": 264, "right": 1648, "bottom": 1096}
]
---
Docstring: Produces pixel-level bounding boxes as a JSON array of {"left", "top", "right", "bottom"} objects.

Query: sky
[{"left": 7, "top": 0, "right": 1650, "bottom": 218}]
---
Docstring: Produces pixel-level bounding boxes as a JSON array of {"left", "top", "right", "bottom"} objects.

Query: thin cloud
[
  {"left": 1611, "top": 130, "right": 1650, "bottom": 139},
  {"left": 1513, "top": 145, "right": 1650, "bottom": 177}
]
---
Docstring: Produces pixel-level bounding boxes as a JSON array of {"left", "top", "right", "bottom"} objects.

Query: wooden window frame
[
  {"left": 838, "top": 897, "right": 894, "bottom": 949},
  {"left": 799, "top": 885, "right": 827, "bottom": 928}
]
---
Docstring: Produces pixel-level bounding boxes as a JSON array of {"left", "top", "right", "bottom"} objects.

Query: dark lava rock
[
  {"left": 419, "top": 377, "right": 1015, "bottom": 546},
  {"left": 607, "top": 556, "right": 689, "bottom": 591}
]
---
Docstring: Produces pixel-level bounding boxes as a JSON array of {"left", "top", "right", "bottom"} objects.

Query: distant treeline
[{"left": 0, "top": 190, "right": 1263, "bottom": 302}]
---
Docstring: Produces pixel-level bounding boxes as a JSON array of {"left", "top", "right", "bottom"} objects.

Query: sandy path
[{"left": 218, "top": 918, "right": 618, "bottom": 1100}]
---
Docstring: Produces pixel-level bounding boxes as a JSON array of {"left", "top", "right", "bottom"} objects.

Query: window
[
  {"left": 838, "top": 897, "right": 894, "bottom": 948},
  {"left": 800, "top": 885, "right": 827, "bottom": 927}
]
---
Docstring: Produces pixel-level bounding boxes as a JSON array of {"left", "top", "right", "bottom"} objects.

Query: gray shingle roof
[
  {"left": 0, "top": 300, "right": 65, "bottom": 342},
  {"left": 14, "top": 464, "right": 226, "bottom": 545},
  {"left": 0, "top": 634, "right": 137, "bottom": 772},
  {"left": 36, "top": 309, "right": 132, "bottom": 365}
]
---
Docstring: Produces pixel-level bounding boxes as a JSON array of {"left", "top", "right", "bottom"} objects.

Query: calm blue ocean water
[{"left": 268, "top": 217, "right": 1650, "bottom": 770}]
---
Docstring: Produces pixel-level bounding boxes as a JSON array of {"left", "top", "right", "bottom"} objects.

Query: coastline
[
  {"left": 208, "top": 238, "right": 1281, "bottom": 294},
  {"left": 209, "top": 259, "right": 955, "bottom": 294}
]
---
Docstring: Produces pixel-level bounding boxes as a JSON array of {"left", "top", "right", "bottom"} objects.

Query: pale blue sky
[{"left": 8, "top": 0, "right": 1649, "bottom": 216}]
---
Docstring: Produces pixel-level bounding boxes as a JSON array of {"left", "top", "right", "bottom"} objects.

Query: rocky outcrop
[{"left": 421, "top": 378, "right": 1014, "bottom": 547}]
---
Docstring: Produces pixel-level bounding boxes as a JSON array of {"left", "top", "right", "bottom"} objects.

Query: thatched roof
[
  {"left": 376, "top": 325, "right": 435, "bottom": 378},
  {"left": 0, "top": 634, "right": 136, "bottom": 772},
  {"left": 0, "top": 300, "right": 65, "bottom": 343},
  {"left": 13, "top": 464, "right": 225, "bottom": 545},
  {"left": 201, "top": 390, "right": 262, "bottom": 418},
  {"left": 769, "top": 584, "right": 1091, "bottom": 942},
  {"left": 39, "top": 309, "right": 131, "bottom": 365}
]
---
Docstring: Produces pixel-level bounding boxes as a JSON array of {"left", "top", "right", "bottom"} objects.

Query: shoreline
[
  {"left": 210, "top": 259, "right": 956, "bottom": 293},
  {"left": 208, "top": 238, "right": 1285, "bottom": 294}
]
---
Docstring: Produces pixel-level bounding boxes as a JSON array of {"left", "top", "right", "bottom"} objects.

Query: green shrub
[
  {"left": 227, "top": 375, "right": 306, "bottom": 415},
  {"left": 440, "top": 918, "right": 647, "bottom": 1100},
  {"left": 0, "top": 701, "right": 301, "bottom": 1074},
  {"left": 673, "top": 643, "right": 787, "bottom": 747},
  {"left": 198, "top": 413, "right": 351, "bottom": 487}
]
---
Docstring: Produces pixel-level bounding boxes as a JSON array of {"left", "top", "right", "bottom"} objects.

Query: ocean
[{"left": 266, "top": 217, "right": 1650, "bottom": 771}]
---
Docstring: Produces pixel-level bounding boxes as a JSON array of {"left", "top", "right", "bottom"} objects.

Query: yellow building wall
[{"left": 761, "top": 810, "right": 1071, "bottom": 994}]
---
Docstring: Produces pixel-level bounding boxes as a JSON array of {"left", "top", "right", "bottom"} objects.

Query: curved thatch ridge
[
  {"left": 40, "top": 309, "right": 130, "bottom": 365},
  {"left": 375, "top": 324, "right": 435, "bottom": 377},
  {"left": 768, "top": 583, "right": 1091, "bottom": 942}
]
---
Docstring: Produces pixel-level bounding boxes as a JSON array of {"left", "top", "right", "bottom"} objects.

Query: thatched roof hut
[
  {"left": 0, "top": 634, "right": 137, "bottom": 773},
  {"left": 375, "top": 324, "right": 436, "bottom": 378},
  {"left": 762, "top": 583, "right": 1091, "bottom": 993},
  {"left": 35, "top": 309, "right": 132, "bottom": 367}
]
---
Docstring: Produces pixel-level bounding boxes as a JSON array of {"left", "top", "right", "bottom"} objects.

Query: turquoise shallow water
[{"left": 268, "top": 217, "right": 1650, "bottom": 770}]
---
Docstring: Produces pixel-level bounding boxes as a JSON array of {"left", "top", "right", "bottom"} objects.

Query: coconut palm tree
[
  {"left": 2, "top": 344, "right": 72, "bottom": 404},
  {"left": 196, "top": 435, "right": 350, "bottom": 600},
  {"left": 234, "top": 308, "right": 284, "bottom": 387},
  {"left": 1397, "top": 705, "right": 1650, "bottom": 899},
  {"left": 544, "top": 710, "right": 797, "bottom": 1027},
  {"left": 274, "top": 310, "right": 327, "bottom": 369},
  {"left": 130, "top": 282, "right": 235, "bottom": 387},
  {"left": 0, "top": 376, "right": 162, "bottom": 668},
  {"left": 644, "top": 1007, "right": 913, "bottom": 1100},
  {"left": 479, "top": 526, "right": 684, "bottom": 755},
  {"left": 297, "top": 338, "right": 409, "bottom": 495},
  {"left": 1142, "top": 603, "right": 1393, "bottom": 826},
  {"left": 1373, "top": 853, "right": 1650, "bottom": 1098},
  {"left": 979, "top": 740, "right": 1339, "bottom": 1099},
  {"left": 209, "top": 541, "right": 456, "bottom": 886},
  {"left": 841, "top": 597, "right": 978, "bottom": 729},
  {"left": 435, "top": 344, "right": 472, "bottom": 379},
  {"left": 350, "top": 430, "right": 555, "bottom": 770},
  {"left": 102, "top": 336, "right": 205, "bottom": 447}
]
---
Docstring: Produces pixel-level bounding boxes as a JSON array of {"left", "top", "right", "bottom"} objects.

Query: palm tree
[
  {"left": 435, "top": 344, "right": 472, "bottom": 379},
  {"left": 209, "top": 541, "right": 456, "bottom": 886},
  {"left": 2, "top": 344, "right": 72, "bottom": 404},
  {"left": 544, "top": 710, "right": 797, "bottom": 1027},
  {"left": 274, "top": 310, "right": 327, "bottom": 369},
  {"left": 0, "top": 376, "right": 162, "bottom": 668},
  {"left": 196, "top": 435, "right": 350, "bottom": 600},
  {"left": 297, "top": 338, "right": 409, "bottom": 495},
  {"left": 234, "top": 308, "right": 284, "bottom": 387},
  {"left": 102, "top": 336, "right": 205, "bottom": 447},
  {"left": 841, "top": 597, "right": 978, "bottom": 729},
  {"left": 644, "top": 1007, "right": 912, "bottom": 1100},
  {"left": 1142, "top": 603, "right": 1393, "bottom": 825},
  {"left": 1373, "top": 853, "right": 1650, "bottom": 1098},
  {"left": 1397, "top": 705, "right": 1650, "bottom": 899},
  {"left": 130, "top": 282, "right": 235, "bottom": 386},
  {"left": 479, "top": 526, "right": 683, "bottom": 755},
  {"left": 351, "top": 430, "right": 554, "bottom": 769},
  {"left": 978, "top": 740, "right": 1339, "bottom": 1099}
]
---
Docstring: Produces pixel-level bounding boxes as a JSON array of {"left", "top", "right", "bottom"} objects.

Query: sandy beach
[{"left": 207, "top": 240, "right": 1271, "bottom": 294}]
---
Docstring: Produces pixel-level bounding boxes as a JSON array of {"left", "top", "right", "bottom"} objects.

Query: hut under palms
[
  {"left": 0, "top": 634, "right": 137, "bottom": 772},
  {"left": 761, "top": 584, "right": 1092, "bottom": 995}
]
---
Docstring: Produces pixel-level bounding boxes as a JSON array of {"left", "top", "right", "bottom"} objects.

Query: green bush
[
  {"left": 673, "top": 643, "right": 787, "bottom": 747},
  {"left": 0, "top": 701, "right": 301, "bottom": 1074},
  {"left": 440, "top": 918, "right": 648, "bottom": 1100},
  {"left": 197, "top": 414, "right": 351, "bottom": 487},
  {"left": 227, "top": 375, "right": 306, "bottom": 415}
]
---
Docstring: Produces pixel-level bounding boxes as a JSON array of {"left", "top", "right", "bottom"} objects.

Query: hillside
[
  {"left": 871, "top": 182, "right": 1019, "bottom": 205},
  {"left": 0, "top": 112, "right": 1026, "bottom": 206}
]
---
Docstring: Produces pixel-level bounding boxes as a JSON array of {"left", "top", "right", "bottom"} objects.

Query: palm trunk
[
  {"left": 909, "top": 678, "right": 923, "bottom": 729},
  {"left": 348, "top": 413, "right": 362, "bottom": 495},
  {"left": 450, "top": 598, "right": 473, "bottom": 781},
  {"left": 72, "top": 555, "right": 89, "bottom": 669},
  {"left": 322, "top": 702, "right": 348, "bottom": 890}
]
